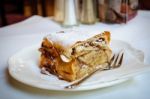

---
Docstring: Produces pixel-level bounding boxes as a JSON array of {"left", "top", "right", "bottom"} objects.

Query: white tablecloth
[{"left": 0, "top": 10, "right": 150, "bottom": 99}]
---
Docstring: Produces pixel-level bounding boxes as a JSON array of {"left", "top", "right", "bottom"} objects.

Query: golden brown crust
[{"left": 39, "top": 31, "right": 112, "bottom": 82}]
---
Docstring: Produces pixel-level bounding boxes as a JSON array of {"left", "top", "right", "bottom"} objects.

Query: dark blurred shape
[
  {"left": 0, "top": 0, "right": 7, "bottom": 26},
  {"left": 0, "top": 0, "right": 26, "bottom": 27},
  {"left": 139, "top": 0, "right": 150, "bottom": 10},
  {"left": 0, "top": 0, "right": 54, "bottom": 27}
]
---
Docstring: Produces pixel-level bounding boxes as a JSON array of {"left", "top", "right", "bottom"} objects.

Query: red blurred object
[{"left": 98, "top": 0, "right": 138, "bottom": 23}]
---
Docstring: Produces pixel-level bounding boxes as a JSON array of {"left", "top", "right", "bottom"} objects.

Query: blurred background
[{"left": 0, "top": 0, "right": 150, "bottom": 27}]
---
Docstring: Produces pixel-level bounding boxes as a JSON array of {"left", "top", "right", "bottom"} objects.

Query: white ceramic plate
[{"left": 8, "top": 40, "right": 150, "bottom": 91}]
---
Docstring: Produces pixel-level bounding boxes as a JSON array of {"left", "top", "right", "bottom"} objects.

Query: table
[{"left": 0, "top": 10, "right": 150, "bottom": 99}]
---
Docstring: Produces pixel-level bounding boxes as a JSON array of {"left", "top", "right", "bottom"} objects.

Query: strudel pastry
[{"left": 39, "top": 31, "right": 112, "bottom": 82}]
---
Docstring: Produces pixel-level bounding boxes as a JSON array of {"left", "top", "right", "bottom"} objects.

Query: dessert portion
[{"left": 39, "top": 31, "right": 112, "bottom": 82}]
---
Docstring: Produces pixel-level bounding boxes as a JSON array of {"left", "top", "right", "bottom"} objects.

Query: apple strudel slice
[{"left": 39, "top": 31, "right": 112, "bottom": 82}]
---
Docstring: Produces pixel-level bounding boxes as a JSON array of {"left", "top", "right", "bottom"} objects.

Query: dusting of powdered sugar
[{"left": 46, "top": 29, "right": 100, "bottom": 48}]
